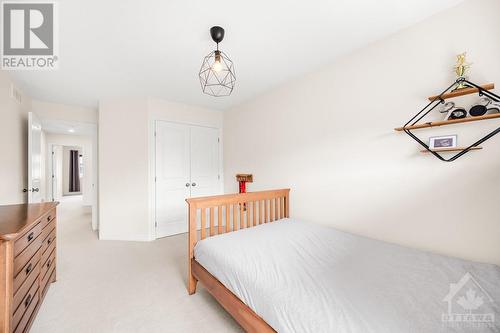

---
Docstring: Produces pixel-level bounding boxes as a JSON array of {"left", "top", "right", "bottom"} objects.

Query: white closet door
[
  {"left": 190, "top": 126, "right": 220, "bottom": 198},
  {"left": 155, "top": 121, "right": 191, "bottom": 238}
]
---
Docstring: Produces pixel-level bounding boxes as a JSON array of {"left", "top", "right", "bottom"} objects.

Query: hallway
[{"left": 31, "top": 196, "right": 240, "bottom": 332}]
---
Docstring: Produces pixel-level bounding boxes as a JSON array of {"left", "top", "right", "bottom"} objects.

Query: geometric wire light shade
[{"left": 199, "top": 26, "right": 236, "bottom": 97}]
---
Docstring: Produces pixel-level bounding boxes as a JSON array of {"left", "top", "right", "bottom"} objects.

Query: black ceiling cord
[{"left": 401, "top": 78, "right": 500, "bottom": 162}]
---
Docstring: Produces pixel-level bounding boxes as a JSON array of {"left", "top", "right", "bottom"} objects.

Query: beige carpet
[{"left": 32, "top": 196, "right": 242, "bottom": 333}]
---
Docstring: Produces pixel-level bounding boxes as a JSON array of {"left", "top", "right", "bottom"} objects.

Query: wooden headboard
[{"left": 186, "top": 189, "right": 290, "bottom": 293}]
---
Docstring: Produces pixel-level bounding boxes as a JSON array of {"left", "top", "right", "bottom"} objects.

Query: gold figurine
[{"left": 453, "top": 52, "right": 471, "bottom": 89}]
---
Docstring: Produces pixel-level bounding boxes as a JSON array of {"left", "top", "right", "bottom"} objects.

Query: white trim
[
  {"left": 47, "top": 143, "right": 56, "bottom": 201},
  {"left": 148, "top": 119, "right": 157, "bottom": 240},
  {"left": 46, "top": 144, "right": 59, "bottom": 201},
  {"left": 91, "top": 125, "right": 99, "bottom": 231}
]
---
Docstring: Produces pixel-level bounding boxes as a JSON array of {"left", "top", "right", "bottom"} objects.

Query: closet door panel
[
  {"left": 190, "top": 126, "right": 220, "bottom": 198},
  {"left": 155, "top": 121, "right": 191, "bottom": 237}
]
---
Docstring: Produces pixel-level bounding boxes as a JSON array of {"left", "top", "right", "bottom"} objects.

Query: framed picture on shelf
[{"left": 429, "top": 135, "right": 457, "bottom": 149}]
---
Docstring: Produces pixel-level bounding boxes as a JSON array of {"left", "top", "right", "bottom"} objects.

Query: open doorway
[
  {"left": 29, "top": 115, "right": 99, "bottom": 231},
  {"left": 51, "top": 145, "right": 84, "bottom": 200}
]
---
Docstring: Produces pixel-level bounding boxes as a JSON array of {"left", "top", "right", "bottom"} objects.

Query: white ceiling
[{"left": 9, "top": 0, "right": 463, "bottom": 111}]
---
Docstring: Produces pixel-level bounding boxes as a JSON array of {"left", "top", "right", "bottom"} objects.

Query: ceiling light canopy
[{"left": 199, "top": 26, "right": 236, "bottom": 97}]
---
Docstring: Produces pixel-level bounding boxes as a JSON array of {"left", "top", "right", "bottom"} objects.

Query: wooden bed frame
[{"left": 186, "top": 189, "right": 290, "bottom": 333}]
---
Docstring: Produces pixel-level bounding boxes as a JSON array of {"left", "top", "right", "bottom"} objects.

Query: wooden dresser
[{"left": 0, "top": 202, "right": 58, "bottom": 333}]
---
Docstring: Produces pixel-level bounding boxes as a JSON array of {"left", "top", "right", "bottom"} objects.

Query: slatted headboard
[{"left": 186, "top": 189, "right": 290, "bottom": 293}]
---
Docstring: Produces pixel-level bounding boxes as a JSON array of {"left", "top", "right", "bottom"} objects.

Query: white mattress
[{"left": 194, "top": 218, "right": 500, "bottom": 333}]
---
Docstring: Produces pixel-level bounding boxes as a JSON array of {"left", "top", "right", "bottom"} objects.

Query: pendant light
[{"left": 199, "top": 26, "right": 236, "bottom": 97}]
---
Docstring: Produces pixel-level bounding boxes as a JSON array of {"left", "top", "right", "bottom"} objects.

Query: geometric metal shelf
[
  {"left": 419, "top": 146, "right": 483, "bottom": 153},
  {"left": 397, "top": 78, "right": 500, "bottom": 162},
  {"left": 394, "top": 113, "right": 500, "bottom": 131},
  {"left": 427, "top": 83, "right": 494, "bottom": 101}
]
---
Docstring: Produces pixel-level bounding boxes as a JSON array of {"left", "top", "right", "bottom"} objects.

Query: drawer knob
[
  {"left": 47, "top": 215, "right": 51, "bottom": 222},
  {"left": 47, "top": 238, "right": 52, "bottom": 245},
  {"left": 27, "top": 232, "right": 34, "bottom": 242},
  {"left": 25, "top": 263, "right": 33, "bottom": 275},
  {"left": 47, "top": 259, "right": 51, "bottom": 268},
  {"left": 24, "top": 294, "right": 32, "bottom": 308}
]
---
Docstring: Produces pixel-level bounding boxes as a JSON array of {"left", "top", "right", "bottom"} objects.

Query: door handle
[
  {"left": 191, "top": 183, "right": 197, "bottom": 187},
  {"left": 185, "top": 183, "right": 190, "bottom": 187}
]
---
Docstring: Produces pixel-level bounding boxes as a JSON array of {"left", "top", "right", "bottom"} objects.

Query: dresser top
[{"left": 0, "top": 202, "right": 58, "bottom": 240}]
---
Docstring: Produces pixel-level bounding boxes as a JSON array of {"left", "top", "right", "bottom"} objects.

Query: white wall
[
  {"left": 32, "top": 100, "right": 98, "bottom": 123},
  {"left": 98, "top": 98, "right": 223, "bottom": 241},
  {"left": 224, "top": 0, "right": 500, "bottom": 265},
  {"left": 53, "top": 145, "right": 63, "bottom": 199},
  {"left": 0, "top": 71, "right": 32, "bottom": 204},
  {"left": 99, "top": 99, "right": 149, "bottom": 240}
]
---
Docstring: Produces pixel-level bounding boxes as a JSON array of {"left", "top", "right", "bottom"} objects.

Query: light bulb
[
  {"left": 212, "top": 50, "right": 223, "bottom": 72},
  {"left": 212, "top": 60, "right": 222, "bottom": 72}
]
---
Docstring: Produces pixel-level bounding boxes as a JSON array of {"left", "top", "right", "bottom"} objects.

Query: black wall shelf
[{"left": 396, "top": 78, "right": 500, "bottom": 162}]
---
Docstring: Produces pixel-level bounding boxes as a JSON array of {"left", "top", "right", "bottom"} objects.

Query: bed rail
[{"left": 186, "top": 188, "right": 290, "bottom": 294}]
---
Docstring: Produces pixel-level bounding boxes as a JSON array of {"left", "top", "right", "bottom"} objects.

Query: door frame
[
  {"left": 50, "top": 144, "right": 58, "bottom": 201},
  {"left": 149, "top": 119, "right": 223, "bottom": 240},
  {"left": 48, "top": 144, "right": 84, "bottom": 199}
]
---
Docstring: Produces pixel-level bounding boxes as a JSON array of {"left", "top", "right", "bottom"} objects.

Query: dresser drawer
[
  {"left": 41, "top": 238, "right": 56, "bottom": 270},
  {"left": 12, "top": 278, "right": 38, "bottom": 331},
  {"left": 13, "top": 260, "right": 40, "bottom": 312},
  {"left": 40, "top": 218, "right": 55, "bottom": 241},
  {"left": 14, "top": 222, "right": 42, "bottom": 257},
  {"left": 13, "top": 289, "right": 39, "bottom": 333},
  {"left": 40, "top": 226, "right": 56, "bottom": 255},
  {"left": 41, "top": 259, "right": 56, "bottom": 297},
  {"left": 41, "top": 248, "right": 56, "bottom": 281},
  {"left": 14, "top": 236, "right": 42, "bottom": 278},
  {"left": 13, "top": 247, "right": 41, "bottom": 293},
  {"left": 43, "top": 208, "right": 56, "bottom": 228}
]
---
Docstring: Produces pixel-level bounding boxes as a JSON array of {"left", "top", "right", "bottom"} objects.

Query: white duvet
[{"left": 194, "top": 219, "right": 500, "bottom": 333}]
